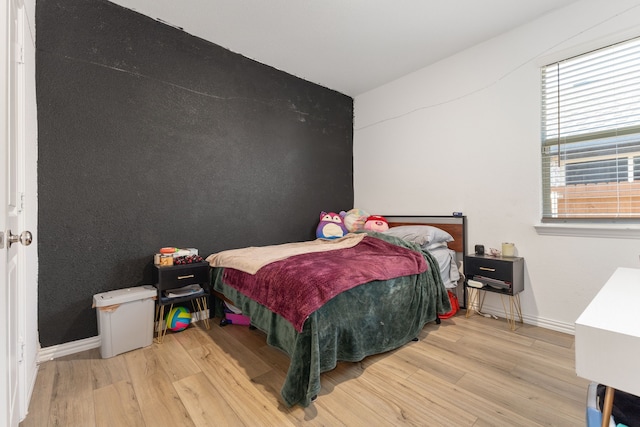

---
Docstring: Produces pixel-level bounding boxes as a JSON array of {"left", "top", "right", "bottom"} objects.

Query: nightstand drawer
[
  {"left": 154, "top": 262, "right": 210, "bottom": 289},
  {"left": 465, "top": 257, "right": 514, "bottom": 282}
]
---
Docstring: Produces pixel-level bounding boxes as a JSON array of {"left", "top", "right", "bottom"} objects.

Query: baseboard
[
  {"left": 469, "top": 304, "right": 575, "bottom": 335},
  {"left": 37, "top": 309, "right": 211, "bottom": 362},
  {"left": 521, "top": 313, "right": 575, "bottom": 335},
  {"left": 37, "top": 336, "right": 101, "bottom": 363}
]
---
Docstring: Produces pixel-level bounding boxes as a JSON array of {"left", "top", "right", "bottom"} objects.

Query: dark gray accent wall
[{"left": 36, "top": 0, "right": 354, "bottom": 347}]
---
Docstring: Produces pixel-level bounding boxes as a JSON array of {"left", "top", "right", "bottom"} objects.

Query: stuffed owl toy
[
  {"left": 316, "top": 211, "right": 348, "bottom": 239},
  {"left": 363, "top": 215, "right": 389, "bottom": 232}
]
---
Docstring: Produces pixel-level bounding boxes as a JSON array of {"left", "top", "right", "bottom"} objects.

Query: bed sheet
[{"left": 427, "top": 244, "right": 460, "bottom": 288}]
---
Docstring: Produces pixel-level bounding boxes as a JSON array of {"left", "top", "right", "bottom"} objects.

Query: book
[{"left": 164, "top": 284, "right": 204, "bottom": 298}]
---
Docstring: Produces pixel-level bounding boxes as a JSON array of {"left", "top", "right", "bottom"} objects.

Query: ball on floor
[{"left": 165, "top": 306, "right": 191, "bottom": 332}]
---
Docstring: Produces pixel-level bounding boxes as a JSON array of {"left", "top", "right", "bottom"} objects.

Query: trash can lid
[{"left": 93, "top": 285, "right": 156, "bottom": 307}]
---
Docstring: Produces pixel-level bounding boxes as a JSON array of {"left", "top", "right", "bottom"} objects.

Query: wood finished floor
[{"left": 20, "top": 312, "right": 589, "bottom": 426}]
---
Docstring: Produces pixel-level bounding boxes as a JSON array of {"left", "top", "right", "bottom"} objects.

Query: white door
[{"left": 2, "top": 0, "right": 33, "bottom": 425}]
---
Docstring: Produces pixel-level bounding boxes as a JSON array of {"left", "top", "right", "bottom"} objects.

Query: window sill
[{"left": 534, "top": 223, "right": 640, "bottom": 239}]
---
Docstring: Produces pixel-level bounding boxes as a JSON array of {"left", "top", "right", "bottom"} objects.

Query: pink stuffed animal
[{"left": 363, "top": 215, "right": 389, "bottom": 232}]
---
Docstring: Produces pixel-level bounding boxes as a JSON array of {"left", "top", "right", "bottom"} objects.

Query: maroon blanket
[{"left": 222, "top": 236, "right": 427, "bottom": 331}]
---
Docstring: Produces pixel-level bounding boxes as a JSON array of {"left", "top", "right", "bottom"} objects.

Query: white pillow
[{"left": 383, "top": 225, "right": 454, "bottom": 247}]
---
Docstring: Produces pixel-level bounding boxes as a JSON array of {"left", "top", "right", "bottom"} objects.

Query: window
[
  {"left": 565, "top": 158, "right": 628, "bottom": 185},
  {"left": 541, "top": 36, "right": 640, "bottom": 221}
]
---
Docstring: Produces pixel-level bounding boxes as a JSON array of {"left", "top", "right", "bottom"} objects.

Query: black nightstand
[
  {"left": 153, "top": 261, "right": 211, "bottom": 342},
  {"left": 464, "top": 254, "right": 524, "bottom": 330}
]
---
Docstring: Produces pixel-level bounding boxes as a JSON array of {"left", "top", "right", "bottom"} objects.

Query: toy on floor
[{"left": 165, "top": 306, "right": 191, "bottom": 332}]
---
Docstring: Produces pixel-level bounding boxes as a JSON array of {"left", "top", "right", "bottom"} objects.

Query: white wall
[{"left": 354, "top": 0, "right": 640, "bottom": 333}]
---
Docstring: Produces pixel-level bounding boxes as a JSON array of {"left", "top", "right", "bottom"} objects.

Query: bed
[{"left": 207, "top": 215, "right": 466, "bottom": 407}]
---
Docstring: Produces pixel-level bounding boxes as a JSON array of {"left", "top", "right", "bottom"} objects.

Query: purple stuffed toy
[{"left": 316, "top": 211, "right": 348, "bottom": 239}]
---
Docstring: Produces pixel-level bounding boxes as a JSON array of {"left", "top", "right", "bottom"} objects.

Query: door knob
[{"left": 7, "top": 230, "right": 32, "bottom": 247}]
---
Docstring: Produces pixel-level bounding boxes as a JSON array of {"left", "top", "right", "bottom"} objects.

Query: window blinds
[{"left": 541, "top": 36, "right": 640, "bottom": 220}]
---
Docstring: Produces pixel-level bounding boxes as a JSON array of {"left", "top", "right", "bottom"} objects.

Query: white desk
[{"left": 575, "top": 267, "right": 640, "bottom": 427}]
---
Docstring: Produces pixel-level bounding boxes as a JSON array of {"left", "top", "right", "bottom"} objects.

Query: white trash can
[{"left": 93, "top": 285, "right": 157, "bottom": 358}]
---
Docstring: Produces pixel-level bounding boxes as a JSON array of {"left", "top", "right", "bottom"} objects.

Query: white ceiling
[{"left": 109, "top": 0, "right": 579, "bottom": 96}]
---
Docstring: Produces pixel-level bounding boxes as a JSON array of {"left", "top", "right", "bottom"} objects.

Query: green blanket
[{"left": 211, "top": 232, "right": 451, "bottom": 407}]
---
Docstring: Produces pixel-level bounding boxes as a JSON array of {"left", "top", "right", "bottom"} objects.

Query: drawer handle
[
  {"left": 479, "top": 267, "right": 496, "bottom": 272},
  {"left": 177, "top": 274, "right": 195, "bottom": 280}
]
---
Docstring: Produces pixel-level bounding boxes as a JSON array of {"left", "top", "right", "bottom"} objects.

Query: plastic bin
[
  {"left": 93, "top": 285, "right": 157, "bottom": 358},
  {"left": 586, "top": 382, "right": 614, "bottom": 427}
]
